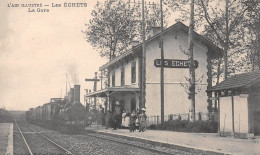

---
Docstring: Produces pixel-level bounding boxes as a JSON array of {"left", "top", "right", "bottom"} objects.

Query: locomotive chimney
[{"left": 73, "top": 85, "right": 80, "bottom": 104}]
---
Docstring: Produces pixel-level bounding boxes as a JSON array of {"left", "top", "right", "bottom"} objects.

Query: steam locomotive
[{"left": 26, "top": 85, "right": 87, "bottom": 133}]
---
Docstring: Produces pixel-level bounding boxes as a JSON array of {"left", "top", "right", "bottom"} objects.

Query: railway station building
[
  {"left": 85, "top": 22, "right": 222, "bottom": 123},
  {"left": 209, "top": 71, "right": 260, "bottom": 137}
]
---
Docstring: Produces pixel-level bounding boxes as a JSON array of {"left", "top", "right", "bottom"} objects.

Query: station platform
[
  {"left": 85, "top": 126, "right": 260, "bottom": 155},
  {"left": 0, "top": 123, "right": 13, "bottom": 155}
]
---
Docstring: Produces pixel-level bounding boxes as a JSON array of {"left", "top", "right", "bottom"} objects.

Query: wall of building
[
  {"left": 220, "top": 96, "right": 233, "bottom": 132},
  {"left": 234, "top": 96, "right": 248, "bottom": 133},
  {"left": 249, "top": 93, "right": 260, "bottom": 135},
  {"left": 109, "top": 93, "right": 139, "bottom": 113},
  {"left": 109, "top": 57, "right": 139, "bottom": 87},
  {"left": 220, "top": 95, "right": 249, "bottom": 134},
  {"left": 145, "top": 30, "right": 209, "bottom": 117}
]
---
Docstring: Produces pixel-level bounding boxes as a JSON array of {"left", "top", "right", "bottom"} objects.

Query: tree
[
  {"left": 83, "top": 0, "right": 136, "bottom": 61},
  {"left": 167, "top": 0, "right": 252, "bottom": 81},
  {"left": 198, "top": 0, "right": 251, "bottom": 79},
  {"left": 242, "top": 0, "right": 260, "bottom": 71},
  {"left": 84, "top": 0, "right": 169, "bottom": 61}
]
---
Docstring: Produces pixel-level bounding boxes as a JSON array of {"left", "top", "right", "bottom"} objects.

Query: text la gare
[{"left": 28, "top": 8, "right": 49, "bottom": 12}]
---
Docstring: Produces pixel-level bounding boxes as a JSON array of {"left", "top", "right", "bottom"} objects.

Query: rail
[
  {"left": 15, "top": 121, "right": 33, "bottom": 155},
  {"left": 19, "top": 121, "right": 73, "bottom": 155},
  {"left": 84, "top": 132, "right": 177, "bottom": 155}
]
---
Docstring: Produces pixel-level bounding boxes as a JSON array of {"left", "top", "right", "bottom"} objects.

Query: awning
[
  {"left": 209, "top": 71, "right": 260, "bottom": 92},
  {"left": 84, "top": 85, "right": 140, "bottom": 98}
]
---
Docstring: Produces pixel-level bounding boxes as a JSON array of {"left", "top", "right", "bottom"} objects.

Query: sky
[
  {"left": 0, "top": 0, "right": 108, "bottom": 110},
  {"left": 0, "top": 0, "right": 182, "bottom": 111}
]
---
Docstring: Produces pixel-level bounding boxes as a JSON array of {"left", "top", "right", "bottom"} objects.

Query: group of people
[
  {"left": 107, "top": 105, "right": 147, "bottom": 132},
  {"left": 122, "top": 108, "right": 147, "bottom": 132}
]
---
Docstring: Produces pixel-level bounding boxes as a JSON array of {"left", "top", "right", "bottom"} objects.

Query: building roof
[
  {"left": 85, "top": 85, "right": 140, "bottom": 98},
  {"left": 209, "top": 71, "right": 260, "bottom": 91},
  {"left": 99, "top": 22, "right": 223, "bottom": 71}
]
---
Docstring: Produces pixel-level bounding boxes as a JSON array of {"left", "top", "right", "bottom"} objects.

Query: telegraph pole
[
  {"left": 141, "top": 0, "right": 146, "bottom": 109},
  {"left": 224, "top": 0, "right": 229, "bottom": 80},
  {"left": 188, "top": 0, "right": 196, "bottom": 121},
  {"left": 85, "top": 72, "right": 100, "bottom": 110},
  {"left": 160, "top": 0, "right": 164, "bottom": 123}
]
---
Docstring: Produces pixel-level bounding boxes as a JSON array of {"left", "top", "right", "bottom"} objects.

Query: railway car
[
  {"left": 26, "top": 111, "right": 29, "bottom": 121},
  {"left": 43, "top": 102, "right": 52, "bottom": 121},
  {"left": 32, "top": 108, "right": 37, "bottom": 121},
  {"left": 26, "top": 85, "right": 87, "bottom": 133}
]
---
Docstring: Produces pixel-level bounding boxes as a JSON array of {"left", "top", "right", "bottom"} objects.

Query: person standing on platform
[
  {"left": 139, "top": 108, "right": 147, "bottom": 132},
  {"left": 121, "top": 110, "right": 130, "bottom": 128},
  {"left": 135, "top": 113, "right": 140, "bottom": 130},
  {"left": 105, "top": 110, "right": 111, "bottom": 129},
  {"left": 113, "top": 101, "right": 121, "bottom": 130},
  {"left": 129, "top": 110, "right": 137, "bottom": 132}
]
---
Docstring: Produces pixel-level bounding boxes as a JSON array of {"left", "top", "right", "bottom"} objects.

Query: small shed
[{"left": 209, "top": 71, "right": 260, "bottom": 138}]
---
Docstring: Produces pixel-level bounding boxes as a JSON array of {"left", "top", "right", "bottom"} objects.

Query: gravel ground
[
  {"left": 27, "top": 122, "right": 193, "bottom": 154},
  {"left": 24, "top": 133, "right": 65, "bottom": 154},
  {"left": 20, "top": 122, "right": 195, "bottom": 155},
  {"left": 44, "top": 132, "right": 160, "bottom": 155},
  {"left": 13, "top": 133, "right": 29, "bottom": 155},
  {"left": 89, "top": 133, "right": 193, "bottom": 155},
  {"left": 13, "top": 123, "right": 30, "bottom": 155},
  {"left": 14, "top": 121, "right": 66, "bottom": 154}
]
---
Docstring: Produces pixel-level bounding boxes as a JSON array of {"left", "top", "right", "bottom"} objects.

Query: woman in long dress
[
  {"left": 129, "top": 111, "right": 137, "bottom": 132},
  {"left": 138, "top": 108, "right": 147, "bottom": 132},
  {"left": 121, "top": 111, "right": 130, "bottom": 128}
]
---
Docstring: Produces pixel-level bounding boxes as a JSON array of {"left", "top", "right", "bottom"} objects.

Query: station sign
[{"left": 154, "top": 59, "right": 198, "bottom": 68}]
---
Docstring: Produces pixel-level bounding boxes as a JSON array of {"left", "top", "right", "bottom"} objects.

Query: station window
[
  {"left": 131, "top": 61, "right": 136, "bottom": 83},
  {"left": 121, "top": 67, "right": 125, "bottom": 86},
  {"left": 112, "top": 72, "right": 115, "bottom": 87}
]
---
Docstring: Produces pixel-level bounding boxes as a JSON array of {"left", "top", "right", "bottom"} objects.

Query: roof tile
[{"left": 210, "top": 71, "right": 260, "bottom": 91}]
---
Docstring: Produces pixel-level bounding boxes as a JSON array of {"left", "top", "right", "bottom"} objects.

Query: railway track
[
  {"left": 81, "top": 132, "right": 192, "bottom": 155},
  {"left": 15, "top": 120, "right": 73, "bottom": 155},
  {"left": 21, "top": 121, "right": 193, "bottom": 155}
]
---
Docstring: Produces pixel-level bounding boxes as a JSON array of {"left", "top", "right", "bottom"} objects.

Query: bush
[{"left": 149, "top": 120, "right": 218, "bottom": 133}]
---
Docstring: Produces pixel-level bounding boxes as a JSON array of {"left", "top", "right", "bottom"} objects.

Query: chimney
[
  {"left": 131, "top": 40, "right": 139, "bottom": 47},
  {"left": 73, "top": 85, "right": 80, "bottom": 104},
  {"left": 148, "top": 26, "right": 161, "bottom": 38},
  {"left": 68, "top": 88, "right": 74, "bottom": 102}
]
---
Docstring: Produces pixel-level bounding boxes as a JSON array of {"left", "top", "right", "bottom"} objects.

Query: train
[{"left": 26, "top": 85, "right": 88, "bottom": 133}]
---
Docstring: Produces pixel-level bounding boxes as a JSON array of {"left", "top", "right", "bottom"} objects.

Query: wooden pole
[
  {"left": 94, "top": 72, "right": 98, "bottom": 110},
  {"left": 160, "top": 0, "right": 164, "bottom": 123},
  {"left": 188, "top": 0, "right": 196, "bottom": 121},
  {"left": 231, "top": 95, "right": 235, "bottom": 136},
  {"left": 101, "top": 70, "right": 103, "bottom": 90},
  {"left": 224, "top": 0, "right": 229, "bottom": 80},
  {"left": 141, "top": 0, "right": 146, "bottom": 109},
  {"left": 218, "top": 91, "right": 220, "bottom": 134}
]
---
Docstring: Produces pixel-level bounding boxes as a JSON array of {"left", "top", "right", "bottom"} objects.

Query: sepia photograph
[{"left": 0, "top": 0, "right": 259, "bottom": 154}]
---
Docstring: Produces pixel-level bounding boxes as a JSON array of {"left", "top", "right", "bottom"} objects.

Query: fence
[
  {"left": 87, "top": 112, "right": 218, "bottom": 128},
  {"left": 146, "top": 112, "right": 218, "bottom": 126}
]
